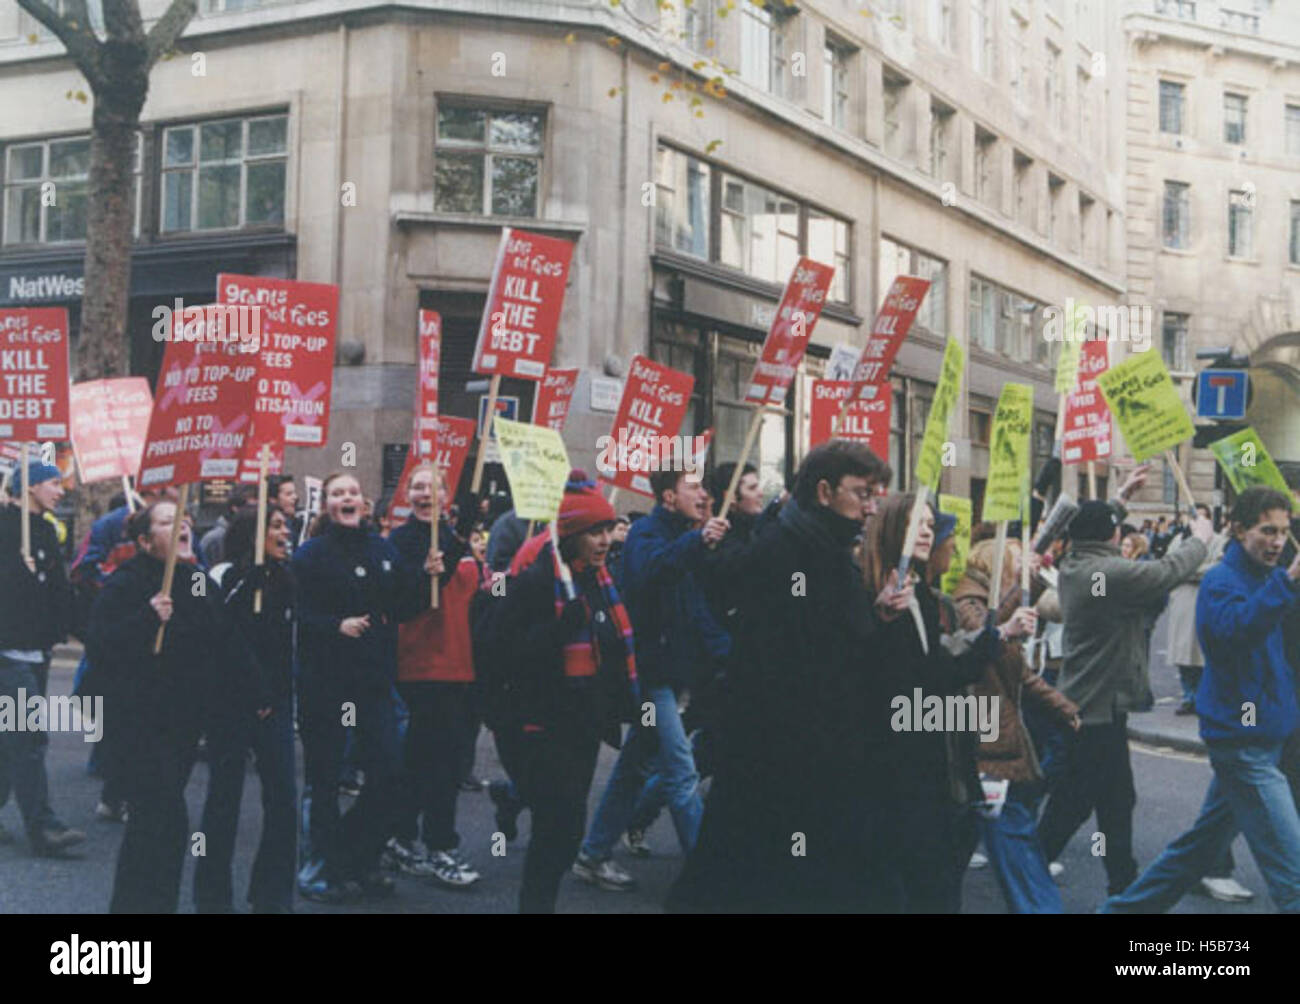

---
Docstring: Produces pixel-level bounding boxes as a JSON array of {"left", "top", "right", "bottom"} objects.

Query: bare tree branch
[
  {"left": 102, "top": 0, "right": 145, "bottom": 41},
  {"left": 16, "top": 0, "right": 105, "bottom": 86},
  {"left": 146, "top": 0, "right": 198, "bottom": 66}
]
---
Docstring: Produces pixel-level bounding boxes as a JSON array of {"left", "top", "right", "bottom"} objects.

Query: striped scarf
[{"left": 552, "top": 549, "right": 637, "bottom": 682}]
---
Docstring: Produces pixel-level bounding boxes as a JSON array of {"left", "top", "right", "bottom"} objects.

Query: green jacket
[{"left": 1058, "top": 532, "right": 1207, "bottom": 725}]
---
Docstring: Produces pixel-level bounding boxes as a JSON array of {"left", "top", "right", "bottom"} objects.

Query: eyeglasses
[{"left": 836, "top": 483, "right": 884, "bottom": 503}]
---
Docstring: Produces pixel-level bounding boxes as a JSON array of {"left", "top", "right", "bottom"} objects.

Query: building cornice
[{"left": 1124, "top": 13, "right": 1300, "bottom": 65}]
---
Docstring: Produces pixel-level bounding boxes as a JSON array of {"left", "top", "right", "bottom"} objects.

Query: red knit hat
[{"left": 556, "top": 469, "right": 617, "bottom": 539}]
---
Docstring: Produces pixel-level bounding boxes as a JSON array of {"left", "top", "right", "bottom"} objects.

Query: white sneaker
[
  {"left": 967, "top": 851, "right": 988, "bottom": 869},
  {"left": 1199, "top": 876, "right": 1254, "bottom": 903},
  {"left": 1048, "top": 861, "right": 1065, "bottom": 880}
]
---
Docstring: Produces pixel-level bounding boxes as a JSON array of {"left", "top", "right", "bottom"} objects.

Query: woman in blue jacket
[{"left": 292, "top": 471, "right": 410, "bottom": 903}]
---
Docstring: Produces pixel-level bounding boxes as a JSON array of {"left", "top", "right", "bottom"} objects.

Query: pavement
[{"left": 1125, "top": 608, "right": 1209, "bottom": 756}]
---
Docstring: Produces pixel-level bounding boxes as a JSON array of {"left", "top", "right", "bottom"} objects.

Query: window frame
[
  {"left": 1159, "top": 80, "right": 1186, "bottom": 135},
  {"left": 1223, "top": 92, "right": 1248, "bottom": 145},
  {"left": 432, "top": 104, "right": 545, "bottom": 219},
  {"left": 1227, "top": 188, "right": 1254, "bottom": 258},
  {"left": 1162, "top": 180, "right": 1191, "bottom": 250}
]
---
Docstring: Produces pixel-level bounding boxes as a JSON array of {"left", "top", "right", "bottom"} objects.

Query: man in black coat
[
  {"left": 0, "top": 460, "right": 83, "bottom": 856},
  {"left": 669, "top": 441, "right": 905, "bottom": 913}
]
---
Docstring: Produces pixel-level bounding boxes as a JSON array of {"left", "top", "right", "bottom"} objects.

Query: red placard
[
  {"left": 137, "top": 336, "right": 261, "bottom": 489},
  {"left": 0, "top": 307, "right": 70, "bottom": 441},
  {"left": 596, "top": 355, "right": 695, "bottom": 497},
  {"left": 1063, "top": 339, "right": 1112, "bottom": 464},
  {"left": 217, "top": 274, "right": 338, "bottom": 481},
  {"left": 389, "top": 415, "right": 477, "bottom": 528},
  {"left": 745, "top": 257, "right": 835, "bottom": 407},
  {"left": 415, "top": 310, "right": 442, "bottom": 458},
  {"left": 809, "top": 380, "right": 892, "bottom": 458},
  {"left": 472, "top": 228, "right": 575, "bottom": 380},
  {"left": 849, "top": 276, "right": 931, "bottom": 400},
  {"left": 534, "top": 367, "right": 579, "bottom": 432},
  {"left": 69, "top": 378, "right": 153, "bottom": 484}
]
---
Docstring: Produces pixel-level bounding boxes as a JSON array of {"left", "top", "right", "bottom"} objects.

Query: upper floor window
[
  {"left": 739, "top": 1, "right": 796, "bottom": 96},
  {"left": 1286, "top": 104, "right": 1300, "bottom": 156},
  {"left": 970, "top": 0, "right": 993, "bottom": 77},
  {"left": 1163, "top": 180, "right": 1190, "bottom": 249},
  {"left": 1077, "top": 70, "right": 1092, "bottom": 141},
  {"left": 4, "top": 133, "right": 140, "bottom": 246},
  {"left": 1045, "top": 43, "right": 1064, "bottom": 130},
  {"left": 1228, "top": 188, "right": 1254, "bottom": 258},
  {"left": 162, "top": 114, "right": 287, "bottom": 232},
  {"left": 654, "top": 146, "right": 710, "bottom": 260},
  {"left": 20, "top": 0, "right": 104, "bottom": 37},
  {"left": 434, "top": 106, "right": 542, "bottom": 218},
  {"left": 1289, "top": 200, "right": 1300, "bottom": 266},
  {"left": 721, "top": 174, "right": 799, "bottom": 286},
  {"left": 975, "top": 128, "right": 997, "bottom": 205},
  {"left": 1159, "top": 80, "right": 1185, "bottom": 134},
  {"left": 823, "top": 40, "right": 851, "bottom": 129},
  {"left": 969, "top": 275, "right": 1047, "bottom": 366},
  {"left": 1154, "top": 0, "right": 1196, "bottom": 19},
  {"left": 930, "top": 102, "right": 955, "bottom": 182},
  {"left": 1008, "top": 12, "right": 1028, "bottom": 105},
  {"left": 929, "top": 0, "right": 954, "bottom": 49},
  {"left": 1161, "top": 312, "right": 1189, "bottom": 372},
  {"left": 1224, "top": 92, "right": 1247, "bottom": 144},
  {"left": 808, "top": 210, "right": 850, "bottom": 303}
]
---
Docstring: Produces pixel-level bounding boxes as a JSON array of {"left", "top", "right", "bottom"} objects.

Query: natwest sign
[{"left": 3, "top": 271, "right": 85, "bottom": 304}]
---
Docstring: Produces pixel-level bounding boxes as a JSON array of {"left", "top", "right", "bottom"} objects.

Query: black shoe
[
  {"left": 34, "top": 827, "right": 86, "bottom": 857},
  {"left": 359, "top": 872, "right": 397, "bottom": 899},
  {"left": 489, "top": 781, "right": 521, "bottom": 842}
]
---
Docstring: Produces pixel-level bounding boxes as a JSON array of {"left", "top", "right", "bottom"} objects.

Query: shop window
[
  {"left": 3, "top": 133, "right": 141, "bottom": 246},
  {"left": 434, "top": 105, "right": 542, "bottom": 218},
  {"left": 161, "top": 114, "right": 288, "bottom": 232},
  {"left": 720, "top": 174, "right": 799, "bottom": 285},
  {"left": 654, "top": 146, "right": 710, "bottom": 260},
  {"left": 807, "top": 209, "right": 851, "bottom": 303}
]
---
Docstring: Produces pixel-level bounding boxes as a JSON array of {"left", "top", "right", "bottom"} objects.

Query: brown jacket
[{"left": 953, "top": 540, "right": 1079, "bottom": 783}]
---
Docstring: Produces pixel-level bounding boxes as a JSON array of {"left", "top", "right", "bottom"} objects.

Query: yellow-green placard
[
  {"left": 1054, "top": 302, "right": 1088, "bottom": 393},
  {"left": 915, "top": 338, "right": 966, "bottom": 490},
  {"left": 494, "top": 417, "right": 571, "bottom": 521},
  {"left": 1208, "top": 427, "right": 1291, "bottom": 495},
  {"left": 939, "top": 494, "right": 972, "bottom": 595},
  {"left": 982, "top": 383, "right": 1033, "bottom": 523},
  {"left": 1095, "top": 350, "right": 1194, "bottom": 462}
]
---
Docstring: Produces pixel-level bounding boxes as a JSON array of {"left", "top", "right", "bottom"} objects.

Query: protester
[
  {"left": 292, "top": 472, "right": 407, "bottom": 903},
  {"left": 199, "top": 485, "right": 257, "bottom": 568},
  {"left": 1103, "top": 487, "right": 1300, "bottom": 913},
  {"left": 485, "top": 471, "right": 637, "bottom": 912},
  {"left": 387, "top": 463, "right": 482, "bottom": 888},
  {"left": 952, "top": 537, "right": 1080, "bottom": 913},
  {"left": 267, "top": 475, "right": 302, "bottom": 550},
  {"left": 0, "top": 460, "right": 83, "bottom": 857},
  {"left": 195, "top": 507, "right": 298, "bottom": 913},
  {"left": 1119, "top": 533, "right": 1148, "bottom": 560},
  {"left": 1038, "top": 467, "right": 1214, "bottom": 897},
  {"left": 671, "top": 441, "right": 902, "bottom": 912},
  {"left": 485, "top": 499, "right": 536, "bottom": 574},
  {"left": 571, "top": 466, "right": 729, "bottom": 892},
  {"left": 87, "top": 501, "right": 232, "bottom": 911}
]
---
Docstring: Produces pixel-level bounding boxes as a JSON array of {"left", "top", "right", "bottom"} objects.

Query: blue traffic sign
[{"left": 1195, "top": 369, "right": 1249, "bottom": 420}]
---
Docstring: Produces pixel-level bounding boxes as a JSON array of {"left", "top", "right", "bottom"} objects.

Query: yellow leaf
[
  {"left": 706, "top": 140, "right": 723, "bottom": 154},
  {"left": 695, "top": 110, "right": 704, "bottom": 118},
  {"left": 692, "top": 60, "right": 707, "bottom": 70},
  {"left": 685, "top": 81, "right": 697, "bottom": 92},
  {"left": 658, "top": 61, "right": 671, "bottom": 72},
  {"left": 662, "top": 92, "right": 674, "bottom": 103},
  {"left": 608, "top": 86, "right": 619, "bottom": 97},
  {"left": 650, "top": 74, "right": 660, "bottom": 83},
  {"left": 670, "top": 79, "right": 682, "bottom": 89},
  {"left": 564, "top": 32, "right": 575, "bottom": 44},
  {"left": 27, "top": 33, "right": 39, "bottom": 44},
  {"left": 605, "top": 35, "right": 621, "bottom": 47},
  {"left": 705, "top": 38, "right": 716, "bottom": 47}
]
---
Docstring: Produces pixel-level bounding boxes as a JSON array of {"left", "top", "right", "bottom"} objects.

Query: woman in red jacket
[{"left": 388, "top": 463, "right": 483, "bottom": 888}]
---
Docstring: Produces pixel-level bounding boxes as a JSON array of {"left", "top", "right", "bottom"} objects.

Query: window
[
  {"left": 1159, "top": 81, "right": 1185, "bottom": 134},
  {"left": 740, "top": 1, "right": 795, "bottom": 95},
  {"left": 681, "top": 0, "right": 715, "bottom": 52},
  {"left": 434, "top": 106, "right": 542, "bottom": 218},
  {"left": 970, "top": 0, "right": 993, "bottom": 77},
  {"left": 160, "top": 114, "right": 287, "bottom": 233},
  {"left": 1224, "top": 92, "right": 1247, "bottom": 144},
  {"left": 823, "top": 40, "right": 851, "bottom": 128},
  {"left": 1287, "top": 105, "right": 1300, "bottom": 156},
  {"left": 21, "top": 0, "right": 104, "bottom": 36},
  {"left": 4, "top": 133, "right": 141, "bottom": 245},
  {"left": 1077, "top": 70, "right": 1092, "bottom": 141},
  {"left": 1047, "top": 173, "right": 1064, "bottom": 242},
  {"left": 1045, "top": 43, "right": 1064, "bottom": 130},
  {"left": 880, "top": 237, "right": 947, "bottom": 336},
  {"left": 969, "top": 408, "right": 992, "bottom": 446},
  {"left": 1163, "top": 180, "right": 1190, "bottom": 249},
  {"left": 1013, "top": 152, "right": 1034, "bottom": 228},
  {"left": 807, "top": 210, "right": 851, "bottom": 303},
  {"left": 883, "top": 72, "right": 909, "bottom": 158},
  {"left": 654, "top": 146, "right": 710, "bottom": 260},
  {"left": 930, "top": 0, "right": 954, "bottom": 49},
  {"left": 1155, "top": 0, "right": 1196, "bottom": 18},
  {"left": 720, "top": 174, "right": 800, "bottom": 285},
  {"left": 1161, "top": 312, "right": 1189, "bottom": 372},
  {"left": 929, "top": 101, "right": 954, "bottom": 181},
  {"left": 1079, "top": 192, "right": 1095, "bottom": 260},
  {"left": 1290, "top": 201, "right": 1300, "bottom": 265},
  {"left": 975, "top": 128, "right": 997, "bottom": 205},
  {"left": 1228, "top": 188, "right": 1254, "bottom": 258},
  {"left": 1220, "top": 8, "right": 1261, "bottom": 33},
  {"left": 1008, "top": 12, "right": 1028, "bottom": 104},
  {"left": 968, "top": 276, "right": 1045, "bottom": 365}
]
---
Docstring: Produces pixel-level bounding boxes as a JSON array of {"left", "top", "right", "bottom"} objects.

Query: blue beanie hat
[{"left": 23, "top": 460, "right": 62, "bottom": 487}]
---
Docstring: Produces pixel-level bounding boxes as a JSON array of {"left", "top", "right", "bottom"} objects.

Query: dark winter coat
[
  {"left": 670, "top": 499, "right": 885, "bottom": 913},
  {"left": 0, "top": 504, "right": 71, "bottom": 652},
  {"left": 291, "top": 522, "right": 407, "bottom": 687},
  {"left": 213, "top": 559, "right": 294, "bottom": 708}
]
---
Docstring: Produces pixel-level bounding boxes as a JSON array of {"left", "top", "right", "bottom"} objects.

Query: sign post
[
  {"left": 981, "top": 383, "right": 1034, "bottom": 616},
  {"left": 836, "top": 275, "right": 931, "bottom": 434},
  {"left": 495, "top": 417, "right": 574, "bottom": 599}
]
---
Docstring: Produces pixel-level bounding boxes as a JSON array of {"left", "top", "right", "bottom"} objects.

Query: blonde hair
[{"left": 1122, "top": 532, "right": 1148, "bottom": 559}]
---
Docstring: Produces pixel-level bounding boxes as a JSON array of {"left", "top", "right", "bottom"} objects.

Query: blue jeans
[
  {"left": 0, "top": 654, "right": 61, "bottom": 846},
  {"left": 581, "top": 684, "right": 702, "bottom": 861},
  {"left": 1102, "top": 740, "right": 1300, "bottom": 914},
  {"left": 979, "top": 782, "right": 1062, "bottom": 914}
]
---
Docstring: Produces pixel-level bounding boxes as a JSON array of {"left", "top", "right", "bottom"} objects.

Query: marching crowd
[{"left": 2, "top": 439, "right": 1300, "bottom": 914}]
